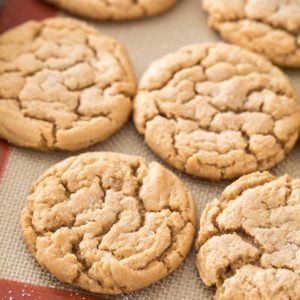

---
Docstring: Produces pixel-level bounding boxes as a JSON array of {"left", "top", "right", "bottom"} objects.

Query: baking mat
[{"left": 0, "top": 0, "right": 299, "bottom": 299}]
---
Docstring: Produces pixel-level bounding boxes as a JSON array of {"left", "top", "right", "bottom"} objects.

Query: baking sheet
[{"left": 0, "top": 0, "right": 299, "bottom": 299}]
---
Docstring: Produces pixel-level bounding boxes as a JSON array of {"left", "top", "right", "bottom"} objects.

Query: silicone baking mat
[{"left": 0, "top": 0, "right": 299, "bottom": 299}]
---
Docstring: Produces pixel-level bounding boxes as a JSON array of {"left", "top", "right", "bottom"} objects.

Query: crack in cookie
[
  {"left": 196, "top": 171, "right": 300, "bottom": 300},
  {"left": 134, "top": 43, "right": 300, "bottom": 180},
  {"left": 0, "top": 17, "right": 136, "bottom": 151},
  {"left": 21, "top": 152, "right": 196, "bottom": 294},
  {"left": 43, "top": 0, "right": 177, "bottom": 21},
  {"left": 202, "top": 0, "right": 300, "bottom": 68}
]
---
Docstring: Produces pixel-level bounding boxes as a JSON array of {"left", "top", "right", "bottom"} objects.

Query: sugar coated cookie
[
  {"left": 44, "top": 0, "right": 177, "bottom": 21},
  {"left": 21, "top": 152, "right": 196, "bottom": 294},
  {"left": 134, "top": 43, "right": 300, "bottom": 180},
  {"left": 0, "top": 17, "right": 135, "bottom": 151},
  {"left": 196, "top": 171, "right": 300, "bottom": 299},
  {"left": 203, "top": 0, "right": 300, "bottom": 68}
]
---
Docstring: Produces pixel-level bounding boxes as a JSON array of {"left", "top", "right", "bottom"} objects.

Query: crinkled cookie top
[
  {"left": 203, "top": 0, "right": 300, "bottom": 68},
  {"left": 44, "top": 0, "right": 177, "bottom": 20},
  {"left": 0, "top": 17, "right": 135, "bottom": 151},
  {"left": 134, "top": 43, "right": 300, "bottom": 180},
  {"left": 196, "top": 171, "right": 300, "bottom": 300},
  {"left": 21, "top": 152, "right": 196, "bottom": 294}
]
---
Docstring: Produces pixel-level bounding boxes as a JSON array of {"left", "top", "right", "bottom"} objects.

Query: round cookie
[
  {"left": 21, "top": 152, "right": 196, "bottom": 294},
  {"left": 0, "top": 17, "right": 135, "bottom": 151},
  {"left": 134, "top": 43, "right": 300, "bottom": 180},
  {"left": 202, "top": 0, "right": 300, "bottom": 68},
  {"left": 43, "top": 0, "right": 177, "bottom": 21},
  {"left": 196, "top": 171, "right": 300, "bottom": 299}
]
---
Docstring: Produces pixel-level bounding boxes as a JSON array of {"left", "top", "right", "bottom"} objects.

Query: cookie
[
  {"left": 43, "top": 0, "right": 177, "bottom": 21},
  {"left": 21, "top": 152, "right": 196, "bottom": 294},
  {"left": 196, "top": 171, "right": 300, "bottom": 300},
  {"left": 134, "top": 43, "right": 300, "bottom": 180},
  {"left": 202, "top": 0, "right": 300, "bottom": 68},
  {"left": 0, "top": 17, "right": 135, "bottom": 151}
]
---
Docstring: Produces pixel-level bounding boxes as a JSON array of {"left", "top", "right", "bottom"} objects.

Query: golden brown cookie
[
  {"left": 0, "top": 17, "right": 135, "bottom": 151},
  {"left": 21, "top": 152, "right": 196, "bottom": 294},
  {"left": 196, "top": 171, "right": 300, "bottom": 300},
  {"left": 134, "top": 43, "right": 300, "bottom": 180},
  {"left": 202, "top": 0, "right": 300, "bottom": 68},
  {"left": 43, "top": 0, "right": 177, "bottom": 20}
]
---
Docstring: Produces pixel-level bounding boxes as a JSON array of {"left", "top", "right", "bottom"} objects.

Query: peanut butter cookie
[
  {"left": 44, "top": 0, "right": 177, "bottom": 20},
  {"left": 196, "top": 171, "right": 300, "bottom": 299},
  {"left": 134, "top": 43, "right": 300, "bottom": 180},
  {"left": 21, "top": 152, "right": 196, "bottom": 294},
  {"left": 203, "top": 0, "right": 300, "bottom": 68},
  {"left": 0, "top": 17, "right": 135, "bottom": 151}
]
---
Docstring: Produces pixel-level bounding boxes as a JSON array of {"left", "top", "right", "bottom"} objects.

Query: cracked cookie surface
[
  {"left": 0, "top": 17, "right": 135, "bottom": 151},
  {"left": 196, "top": 171, "right": 300, "bottom": 300},
  {"left": 202, "top": 0, "right": 300, "bottom": 68},
  {"left": 134, "top": 43, "right": 300, "bottom": 180},
  {"left": 21, "top": 152, "right": 196, "bottom": 294},
  {"left": 43, "top": 0, "right": 177, "bottom": 20}
]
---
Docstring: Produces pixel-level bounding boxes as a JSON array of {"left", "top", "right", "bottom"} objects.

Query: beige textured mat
[{"left": 0, "top": 0, "right": 299, "bottom": 299}]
